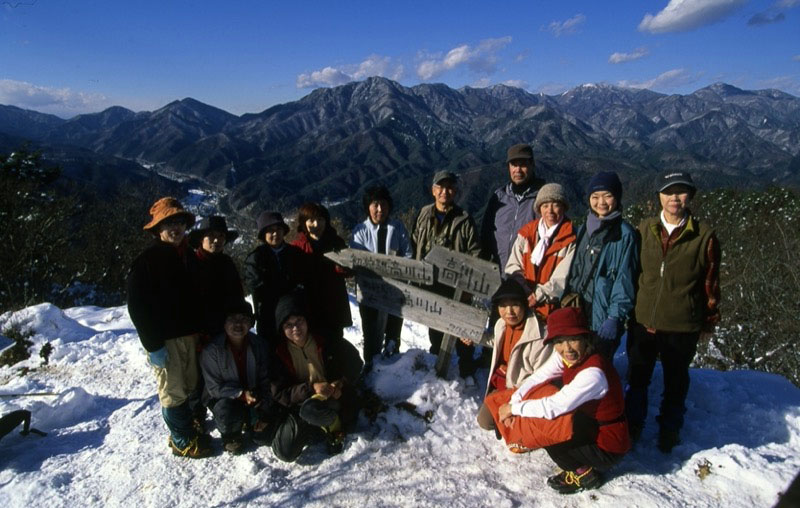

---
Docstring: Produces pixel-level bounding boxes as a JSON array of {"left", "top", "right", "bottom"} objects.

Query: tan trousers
[{"left": 151, "top": 334, "right": 198, "bottom": 408}]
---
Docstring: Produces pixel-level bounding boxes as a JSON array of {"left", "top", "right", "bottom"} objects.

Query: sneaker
[
  {"left": 325, "top": 431, "right": 345, "bottom": 455},
  {"left": 658, "top": 428, "right": 680, "bottom": 453},
  {"left": 168, "top": 436, "right": 212, "bottom": 459},
  {"left": 547, "top": 467, "right": 604, "bottom": 494}
]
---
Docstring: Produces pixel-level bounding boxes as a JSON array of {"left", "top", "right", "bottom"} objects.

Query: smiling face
[
  {"left": 158, "top": 217, "right": 187, "bottom": 246},
  {"left": 659, "top": 184, "right": 692, "bottom": 221},
  {"left": 282, "top": 314, "right": 309, "bottom": 346},
  {"left": 553, "top": 335, "right": 590, "bottom": 365},
  {"left": 305, "top": 216, "right": 327, "bottom": 241},
  {"left": 224, "top": 313, "right": 252, "bottom": 342},
  {"left": 589, "top": 191, "right": 618, "bottom": 217},
  {"left": 368, "top": 199, "right": 390, "bottom": 225},
  {"left": 431, "top": 179, "right": 457, "bottom": 211},
  {"left": 508, "top": 158, "right": 532, "bottom": 186},
  {"left": 539, "top": 201, "right": 565, "bottom": 228},
  {"left": 497, "top": 298, "right": 526, "bottom": 327},
  {"left": 201, "top": 230, "right": 226, "bottom": 254},
  {"left": 263, "top": 224, "right": 285, "bottom": 247}
]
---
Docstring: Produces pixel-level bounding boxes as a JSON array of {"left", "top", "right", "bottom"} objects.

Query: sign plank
[
  {"left": 423, "top": 246, "right": 502, "bottom": 298},
  {"left": 355, "top": 274, "right": 489, "bottom": 342},
  {"left": 325, "top": 249, "right": 433, "bottom": 284}
]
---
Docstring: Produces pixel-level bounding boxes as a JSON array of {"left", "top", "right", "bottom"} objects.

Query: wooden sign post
[
  {"left": 423, "top": 246, "right": 502, "bottom": 377},
  {"left": 329, "top": 247, "right": 501, "bottom": 378}
]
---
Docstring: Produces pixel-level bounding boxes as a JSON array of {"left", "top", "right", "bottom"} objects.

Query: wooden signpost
[{"left": 330, "top": 246, "right": 502, "bottom": 378}]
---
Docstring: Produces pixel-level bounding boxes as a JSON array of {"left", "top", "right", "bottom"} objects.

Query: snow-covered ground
[{"left": 1, "top": 298, "right": 798, "bottom": 507}]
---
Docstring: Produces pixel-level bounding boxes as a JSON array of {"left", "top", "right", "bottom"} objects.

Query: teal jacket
[{"left": 566, "top": 217, "right": 639, "bottom": 331}]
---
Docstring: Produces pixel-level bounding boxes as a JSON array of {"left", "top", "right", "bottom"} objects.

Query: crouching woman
[
  {"left": 486, "top": 307, "right": 630, "bottom": 494},
  {"left": 199, "top": 300, "right": 287, "bottom": 455},
  {"left": 270, "top": 293, "right": 363, "bottom": 461}
]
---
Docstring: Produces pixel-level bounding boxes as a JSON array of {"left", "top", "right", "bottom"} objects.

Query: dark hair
[
  {"left": 362, "top": 185, "right": 394, "bottom": 216},
  {"left": 296, "top": 202, "right": 331, "bottom": 234}
]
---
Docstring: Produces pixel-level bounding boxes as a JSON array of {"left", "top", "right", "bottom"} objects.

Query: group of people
[{"left": 126, "top": 142, "right": 720, "bottom": 496}]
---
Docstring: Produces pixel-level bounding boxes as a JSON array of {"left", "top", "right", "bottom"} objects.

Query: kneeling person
[
  {"left": 200, "top": 300, "right": 286, "bottom": 455},
  {"left": 487, "top": 307, "right": 630, "bottom": 494}
]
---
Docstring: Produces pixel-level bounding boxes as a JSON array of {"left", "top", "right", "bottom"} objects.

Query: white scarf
[{"left": 531, "top": 218, "right": 562, "bottom": 267}]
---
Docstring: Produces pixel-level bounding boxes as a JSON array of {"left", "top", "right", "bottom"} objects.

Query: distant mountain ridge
[{"left": 1, "top": 77, "right": 799, "bottom": 220}]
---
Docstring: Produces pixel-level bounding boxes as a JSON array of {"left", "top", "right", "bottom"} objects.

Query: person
[
  {"left": 562, "top": 171, "right": 637, "bottom": 359},
  {"left": 188, "top": 216, "right": 244, "bottom": 338},
  {"left": 291, "top": 202, "right": 352, "bottom": 343},
  {"left": 480, "top": 143, "right": 544, "bottom": 270},
  {"left": 505, "top": 183, "right": 577, "bottom": 320},
  {"left": 488, "top": 307, "right": 630, "bottom": 494},
  {"left": 411, "top": 170, "right": 481, "bottom": 376},
  {"left": 269, "top": 294, "right": 364, "bottom": 462},
  {"left": 350, "top": 185, "right": 412, "bottom": 366},
  {"left": 244, "top": 211, "right": 307, "bottom": 343},
  {"left": 625, "top": 171, "right": 721, "bottom": 453},
  {"left": 127, "top": 197, "right": 211, "bottom": 458},
  {"left": 199, "top": 300, "right": 287, "bottom": 455},
  {"left": 474, "top": 278, "right": 553, "bottom": 431}
]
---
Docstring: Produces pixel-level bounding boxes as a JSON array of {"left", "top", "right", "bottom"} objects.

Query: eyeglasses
[{"left": 282, "top": 318, "right": 306, "bottom": 330}]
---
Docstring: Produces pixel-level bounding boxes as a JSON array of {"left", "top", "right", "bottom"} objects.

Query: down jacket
[{"left": 484, "top": 315, "right": 553, "bottom": 397}]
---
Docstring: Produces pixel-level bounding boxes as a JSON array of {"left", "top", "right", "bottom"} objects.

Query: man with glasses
[{"left": 411, "top": 171, "right": 481, "bottom": 376}]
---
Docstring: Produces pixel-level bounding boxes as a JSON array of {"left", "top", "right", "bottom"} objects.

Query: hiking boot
[
  {"left": 192, "top": 416, "right": 206, "bottom": 435},
  {"left": 658, "top": 428, "right": 680, "bottom": 453},
  {"left": 222, "top": 435, "right": 244, "bottom": 455},
  {"left": 325, "top": 430, "right": 345, "bottom": 455},
  {"left": 168, "top": 435, "right": 212, "bottom": 459},
  {"left": 547, "top": 467, "right": 604, "bottom": 494}
]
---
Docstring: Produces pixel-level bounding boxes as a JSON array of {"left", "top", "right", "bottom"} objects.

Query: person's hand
[
  {"left": 498, "top": 403, "right": 515, "bottom": 428},
  {"left": 459, "top": 337, "right": 474, "bottom": 346},
  {"left": 313, "top": 382, "right": 334, "bottom": 398},
  {"left": 527, "top": 292, "right": 538, "bottom": 308},
  {"left": 597, "top": 318, "right": 619, "bottom": 341},
  {"left": 243, "top": 390, "right": 258, "bottom": 405},
  {"left": 148, "top": 347, "right": 168, "bottom": 368}
]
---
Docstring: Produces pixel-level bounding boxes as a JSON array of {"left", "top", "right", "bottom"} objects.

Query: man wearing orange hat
[{"left": 127, "top": 197, "right": 211, "bottom": 458}]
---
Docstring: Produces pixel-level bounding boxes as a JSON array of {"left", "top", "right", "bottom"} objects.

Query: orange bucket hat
[{"left": 143, "top": 197, "right": 196, "bottom": 231}]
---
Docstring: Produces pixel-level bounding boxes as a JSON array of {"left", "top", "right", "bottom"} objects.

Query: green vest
[{"left": 634, "top": 214, "right": 715, "bottom": 332}]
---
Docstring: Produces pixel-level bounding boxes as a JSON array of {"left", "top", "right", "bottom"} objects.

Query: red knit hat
[
  {"left": 143, "top": 197, "right": 195, "bottom": 231},
  {"left": 544, "top": 307, "right": 591, "bottom": 344}
]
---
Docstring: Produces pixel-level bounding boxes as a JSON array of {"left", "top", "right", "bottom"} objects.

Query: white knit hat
[{"left": 533, "top": 183, "right": 569, "bottom": 213}]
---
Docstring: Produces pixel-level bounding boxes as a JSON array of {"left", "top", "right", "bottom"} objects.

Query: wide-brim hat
[
  {"left": 543, "top": 307, "right": 591, "bottom": 344},
  {"left": 256, "top": 211, "right": 290, "bottom": 239},
  {"left": 189, "top": 215, "right": 239, "bottom": 247},
  {"left": 143, "top": 197, "right": 195, "bottom": 231}
]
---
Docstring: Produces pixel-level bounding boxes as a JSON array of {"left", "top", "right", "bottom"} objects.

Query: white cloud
[
  {"left": 0, "top": 78, "right": 109, "bottom": 117},
  {"left": 608, "top": 47, "right": 650, "bottom": 64},
  {"left": 777, "top": 0, "right": 800, "bottom": 7},
  {"left": 748, "top": 0, "right": 800, "bottom": 26},
  {"left": 617, "top": 68, "right": 700, "bottom": 91},
  {"left": 793, "top": 55, "right": 800, "bottom": 62},
  {"left": 502, "top": 79, "right": 529, "bottom": 89},
  {"left": 756, "top": 76, "right": 800, "bottom": 95},
  {"left": 532, "top": 82, "right": 571, "bottom": 95},
  {"left": 544, "top": 14, "right": 586, "bottom": 37},
  {"left": 296, "top": 55, "right": 404, "bottom": 89},
  {"left": 416, "top": 36, "right": 512, "bottom": 80},
  {"left": 638, "top": 0, "right": 747, "bottom": 33}
]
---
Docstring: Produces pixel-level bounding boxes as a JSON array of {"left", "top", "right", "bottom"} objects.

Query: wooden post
[{"left": 434, "top": 289, "right": 462, "bottom": 378}]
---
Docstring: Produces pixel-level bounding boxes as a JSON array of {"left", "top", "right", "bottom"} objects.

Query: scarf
[
  {"left": 531, "top": 218, "right": 563, "bottom": 267},
  {"left": 586, "top": 210, "right": 622, "bottom": 238}
]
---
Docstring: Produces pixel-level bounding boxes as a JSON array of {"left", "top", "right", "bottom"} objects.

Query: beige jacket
[{"left": 484, "top": 314, "right": 553, "bottom": 397}]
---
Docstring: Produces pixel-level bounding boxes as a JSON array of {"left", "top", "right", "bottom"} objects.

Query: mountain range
[{"left": 2, "top": 77, "right": 799, "bottom": 222}]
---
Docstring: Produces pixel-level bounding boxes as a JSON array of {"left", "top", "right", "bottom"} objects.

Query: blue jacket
[{"left": 566, "top": 217, "right": 638, "bottom": 331}]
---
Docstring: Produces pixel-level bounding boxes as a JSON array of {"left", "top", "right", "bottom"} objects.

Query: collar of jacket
[
  {"left": 504, "top": 181, "right": 537, "bottom": 200},
  {"left": 648, "top": 210, "right": 697, "bottom": 242}
]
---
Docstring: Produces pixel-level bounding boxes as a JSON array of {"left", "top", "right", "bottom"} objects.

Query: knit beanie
[
  {"left": 533, "top": 183, "right": 569, "bottom": 213},
  {"left": 491, "top": 278, "right": 528, "bottom": 307},
  {"left": 587, "top": 172, "right": 622, "bottom": 202}
]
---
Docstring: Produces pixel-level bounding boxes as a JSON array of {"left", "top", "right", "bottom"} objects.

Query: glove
[
  {"left": 597, "top": 318, "right": 619, "bottom": 341},
  {"left": 148, "top": 347, "right": 168, "bottom": 368}
]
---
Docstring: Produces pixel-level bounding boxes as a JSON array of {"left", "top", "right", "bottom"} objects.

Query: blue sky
[{"left": 1, "top": 0, "right": 798, "bottom": 118}]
